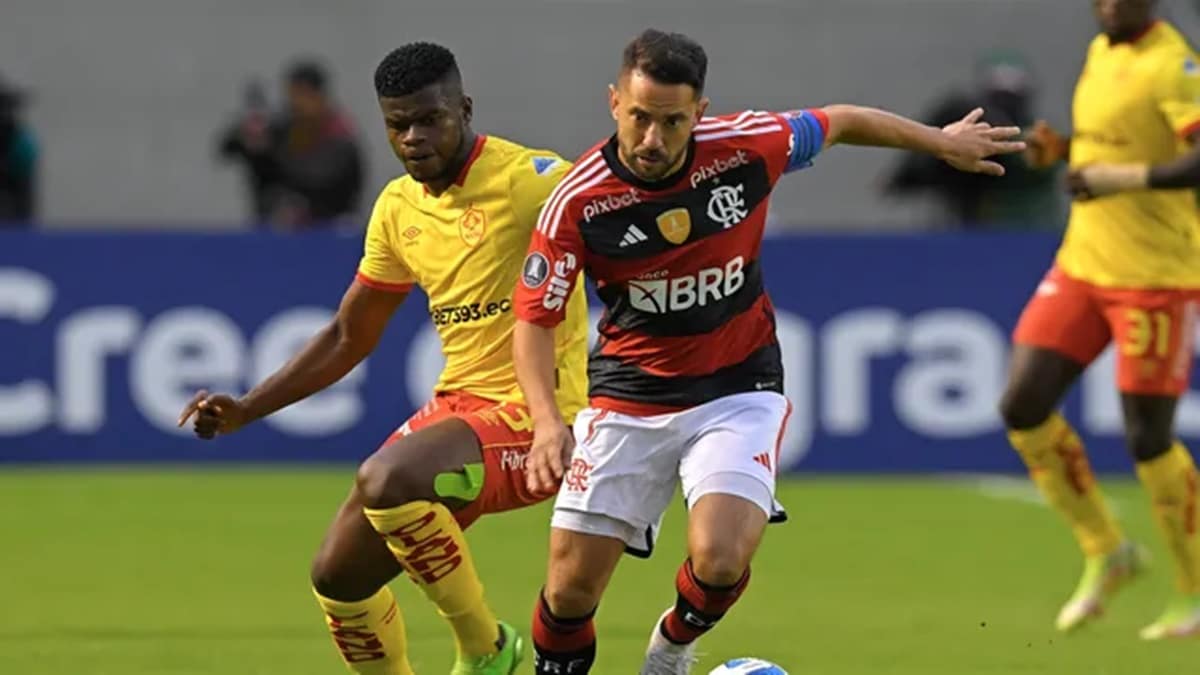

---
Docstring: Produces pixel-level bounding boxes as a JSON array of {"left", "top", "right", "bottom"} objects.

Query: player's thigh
[
  {"left": 678, "top": 391, "right": 788, "bottom": 520},
  {"left": 551, "top": 407, "right": 683, "bottom": 558},
  {"left": 451, "top": 401, "right": 551, "bottom": 528},
  {"left": 543, "top": 525, "right": 628, "bottom": 616},
  {"left": 1011, "top": 266, "right": 1111, "bottom": 365},
  {"left": 1000, "top": 345, "right": 1089, "bottom": 428},
  {"left": 677, "top": 392, "right": 786, "bottom": 576},
  {"left": 687, "top": 492, "right": 769, "bottom": 584},
  {"left": 357, "top": 416, "right": 484, "bottom": 511},
  {"left": 310, "top": 487, "right": 404, "bottom": 601},
  {"left": 1103, "top": 288, "right": 1198, "bottom": 398},
  {"left": 1004, "top": 267, "right": 1108, "bottom": 425}
]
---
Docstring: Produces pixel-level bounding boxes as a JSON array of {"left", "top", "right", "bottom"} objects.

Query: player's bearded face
[
  {"left": 610, "top": 70, "right": 708, "bottom": 181},
  {"left": 379, "top": 85, "right": 470, "bottom": 183}
]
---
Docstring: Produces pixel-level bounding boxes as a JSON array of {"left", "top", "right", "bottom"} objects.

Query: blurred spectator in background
[
  {"left": 218, "top": 59, "right": 364, "bottom": 230},
  {"left": 0, "top": 73, "right": 37, "bottom": 225},
  {"left": 882, "top": 51, "right": 1062, "bottom": 229}
]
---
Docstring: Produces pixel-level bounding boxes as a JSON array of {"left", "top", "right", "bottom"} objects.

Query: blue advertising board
[{"left": 2, "top": 230, "right": 1197, "bottom": 473}]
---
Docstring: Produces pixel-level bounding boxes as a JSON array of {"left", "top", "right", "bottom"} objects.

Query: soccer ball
[{"left": 708, "top": 657, "right": 789, "bottom": 674}]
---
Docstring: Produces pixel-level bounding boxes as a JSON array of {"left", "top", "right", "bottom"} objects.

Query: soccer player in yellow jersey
[
  {"left": 1002, "top": 0, "right": 1200, "bottom": 640},
  {"left": 177, "top": 43, "right": 589, "bottom": 673}
]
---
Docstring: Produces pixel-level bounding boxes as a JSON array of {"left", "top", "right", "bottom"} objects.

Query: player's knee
[
  {"left": 689, "top": 539, "right": 752, "bottom": 587},
  {"left": 1124, "top": 422, "right": 1173, "bottom": 463},
  {"left": 310, "top": 550, "right": 377, "bottom": 602},
  {"left": 355, "top": 449, "right": 431, "bottom": 510},
  {"left": 998, "top": 383, "right": 1052, "bottom": 431},
  {"left": 544, "top": 544, "right": 606, "bottom": 616},
  {"left": 542, "top": 580, "right": 600, "bottom": 619}
]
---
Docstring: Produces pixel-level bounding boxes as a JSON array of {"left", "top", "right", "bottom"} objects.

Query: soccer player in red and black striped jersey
[{"left": 512, "top": 29, "right": 1024, "bottom": 674}]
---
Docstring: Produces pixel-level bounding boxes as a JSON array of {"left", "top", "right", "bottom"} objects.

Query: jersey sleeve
[
  {"left": 509, "top": 152, "right": 572, "bottom": 231},
  {"left": 355, "top": 187, "right": 416, "bottom": 292},
  {"left": 513, "top": 189, "right": 586, "bottom": 328},
  {"left": 1156, "top": 52, "right": 1200, "bottom": 139}
]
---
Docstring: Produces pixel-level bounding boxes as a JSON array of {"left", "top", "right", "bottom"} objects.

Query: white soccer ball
[{"left": 708, "top": 657, "right": 789, "bottom": 675}]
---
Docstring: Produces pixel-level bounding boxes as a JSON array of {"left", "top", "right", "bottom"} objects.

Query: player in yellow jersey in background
[
  {"left": 177, "top": 43, "right": 589, "bottom": 673},
  {"left": 1004, "top": 0, "right": 1200, "bottom": 640}
]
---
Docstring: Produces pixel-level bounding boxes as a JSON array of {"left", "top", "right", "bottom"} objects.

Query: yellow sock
[
  {"left": 364, "top": 501, "right": 500, "bottom": 658},
  {"left": 1008, "top": 412, "right": 1123, "bottom": 557},
  {"left": 1136, "top": 442, "right": 1200, "bottom": 594},
  {"left": 313, "top": 586, "right": 414, "bottom": 675}
]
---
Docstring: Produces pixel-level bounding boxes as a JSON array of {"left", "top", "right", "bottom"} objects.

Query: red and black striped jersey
[{"left": 515, "top": 109, "right": 829, "bottom": 415}]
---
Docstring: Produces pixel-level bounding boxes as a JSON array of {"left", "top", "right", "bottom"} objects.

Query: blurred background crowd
[{"left": 11, "top": 0, "right": 1200, "bottom": 234}]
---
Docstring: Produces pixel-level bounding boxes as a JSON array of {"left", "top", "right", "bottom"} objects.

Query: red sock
[
  {"left": 531, "top": 591, "right": 596, "bottom": 674},
  {"left": 662, "top": 559, "right": 750, "bottom": 645}
]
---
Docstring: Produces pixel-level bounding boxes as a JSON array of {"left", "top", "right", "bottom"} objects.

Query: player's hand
[
  {"left": 526, "top": 418, "right": 574, "bottom": 496},
  {"left": 1024, "top": 120, "right": 1069, "bottom": 169},
  {"left": 1067, "top": 163, "right": 1150, "bottom": 201},
  {"left": 939, "top": 108, "right": 1026, "bottom": 176},
  {"left": 177, "top": 390, "right": 251, "bottom": 439}
]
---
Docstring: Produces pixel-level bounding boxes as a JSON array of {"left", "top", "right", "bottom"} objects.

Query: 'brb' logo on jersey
[
  {"left": 582, "top": 188, "right": 641, "bottom": 222},
  {"left": 542, "top": 252, "right": 578, "bottom": 311},
  {"left": 627, "top": 256, "right": 745, "bottom": 314},
  {"left": 689, "top": 149, "right": 750, "bottom": 188}
]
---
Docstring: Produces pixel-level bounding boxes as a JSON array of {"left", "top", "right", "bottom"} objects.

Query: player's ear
[
  {"left": 608, "top": 83, "right": 620, "bottom": 121},
  {"left": 695, "top": 95, "right": 710, "bottom": 121},
  {"left": 461, "top": 95, "right": 474, "bottom": 125}
]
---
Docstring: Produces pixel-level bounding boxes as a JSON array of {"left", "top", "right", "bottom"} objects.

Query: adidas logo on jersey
[{"left": 619, "top": 224, "right": 649, "bottom": 248}]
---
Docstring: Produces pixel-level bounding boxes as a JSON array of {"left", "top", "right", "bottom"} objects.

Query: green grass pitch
[{"left": 1, "top": 469, "right": 1195, "bottom": 674}]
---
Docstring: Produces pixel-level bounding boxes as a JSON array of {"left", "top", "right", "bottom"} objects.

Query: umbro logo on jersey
[
  {"left": 532, "top": 156, "right": 561, "bottom": 175},
  {"left": 618, "top": 224, "right": 649, "bottom": 248}
]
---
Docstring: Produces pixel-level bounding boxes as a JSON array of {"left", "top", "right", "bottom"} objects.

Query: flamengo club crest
[
  {"left": 656, "top": 207, "right": 692, "bottom": 245},
  {"left": 459, "top": 204, "right": 487, "bottom": 247},
  {"left": 707, "top": 183, "right": 747, "bottom": 229}
]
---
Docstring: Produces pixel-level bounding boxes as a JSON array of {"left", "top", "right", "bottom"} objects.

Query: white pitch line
[{"left": 945, "top": 473, "right": 1123, "bottom": 515}]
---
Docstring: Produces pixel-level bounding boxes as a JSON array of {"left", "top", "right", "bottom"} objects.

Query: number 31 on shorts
[{"left": 1122, "top": 308, "right": 1173, "bottom": 358}]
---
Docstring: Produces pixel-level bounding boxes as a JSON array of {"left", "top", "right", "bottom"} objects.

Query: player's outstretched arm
[
  {"left": 820, "top": 105, "right": 1025, "bottom": 176},
  {"left": 1069, "top": 132, "right": 1200, "bottom": 200},
  {"left": 177, "top": 280, "right": 406, "bottom": 438},
  {"left": 513, "top": 320, "right": 573, "bottom": 495}
]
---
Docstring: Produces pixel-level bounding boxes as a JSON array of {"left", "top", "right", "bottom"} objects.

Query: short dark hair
[
  {"left": 621, "top": 29, "right": 707, "bottom": 94},
  {"left": 375, "top": 42, "right": 462, "bottom": 98},
  {"left": 287, "top": 60, "right": 328, "bottom": 93}
]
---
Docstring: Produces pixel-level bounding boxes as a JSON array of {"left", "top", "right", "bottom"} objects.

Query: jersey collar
[
  {"left": 422, "top": 134, "right": 488, "bottom": 197},
  {"left": 453, "top": 134, "right": 488, "bottom": 186}
]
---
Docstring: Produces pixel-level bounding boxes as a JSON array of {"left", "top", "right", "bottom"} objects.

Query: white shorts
[{"left": 551, "top": 391, "right": 790, "bottom": 557}]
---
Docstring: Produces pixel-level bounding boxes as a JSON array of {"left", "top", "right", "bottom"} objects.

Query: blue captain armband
[{"left": 784, "top": 109, "right": 829, "bottom": 173}]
